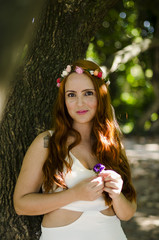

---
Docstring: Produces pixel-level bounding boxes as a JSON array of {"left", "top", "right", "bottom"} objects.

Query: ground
[{"left": 121, "top": 136, "right": 159, "bottom": 240}]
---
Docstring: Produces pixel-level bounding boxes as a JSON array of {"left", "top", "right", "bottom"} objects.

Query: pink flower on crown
[
  {"left": 56, "top": 78, "right": 61, "bottom": 87},
  {"left": 75, "top": 66, "right": 84, "bottom": 74},
  {"left": 66, "top": 65, "right": 71, "bottom": 73}
]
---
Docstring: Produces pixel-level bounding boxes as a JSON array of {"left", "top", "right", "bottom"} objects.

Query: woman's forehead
[{"left": 65, "top": 73, "right": 94, "bottom": 90}]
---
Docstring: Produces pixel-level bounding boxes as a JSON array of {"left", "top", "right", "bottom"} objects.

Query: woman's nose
[{"left": 77, "top": 96, "right": 83, "bottom": 106}]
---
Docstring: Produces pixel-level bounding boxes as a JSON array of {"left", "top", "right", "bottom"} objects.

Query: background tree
[
  {"left": 0, "top": 0, "right": 119, "bottom": 239},
  {"left": 87, "top": 0, "right": 159, "bottom": 135}
]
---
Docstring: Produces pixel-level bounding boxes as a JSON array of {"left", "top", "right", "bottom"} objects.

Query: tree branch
[{"left": 106, "top": 38, "right": 159, "bottom": 74}]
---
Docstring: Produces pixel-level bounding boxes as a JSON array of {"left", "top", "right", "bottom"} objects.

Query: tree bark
[{"left": 0, "top": 0, "right": 119, "bottom": 239}]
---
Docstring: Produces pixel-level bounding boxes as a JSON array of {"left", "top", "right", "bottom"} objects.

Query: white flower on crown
[
  {"left": 61, "top": 70, "right": 67, "bottom": 77},
  {"left": 89, "top": 70, "right": 94, "bottom": 75},
  {"left": 61, "top": 65, "right": 72, "bottom": 77}
]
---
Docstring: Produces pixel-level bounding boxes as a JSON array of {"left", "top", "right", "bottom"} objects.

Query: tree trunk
[{"left": 0, "top": 0, "right": 119, "bottom": 239}]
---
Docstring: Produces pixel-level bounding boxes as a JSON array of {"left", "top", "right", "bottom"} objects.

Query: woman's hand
[
  {"left": 99, "top": 170, "right": 123, "bottom": 200},
  {"left": 71, "top": 176, "right": 104, "bottom": 201},
  {"left": 99, "top": 170, "right": 137, "bottom": 221}
]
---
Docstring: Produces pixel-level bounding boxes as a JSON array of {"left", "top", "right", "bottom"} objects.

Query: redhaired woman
[{"left": 14, "top": 59, "right": 137, "bottom": 240}]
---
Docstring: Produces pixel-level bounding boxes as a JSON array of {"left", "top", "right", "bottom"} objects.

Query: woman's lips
[{"left": 76, "top": 110, "right": 88, "bottom": 115}]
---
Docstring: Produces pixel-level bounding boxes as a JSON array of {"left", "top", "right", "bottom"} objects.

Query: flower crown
[{"left": 56, "top": 65, "right": 108, "bottom": 87}]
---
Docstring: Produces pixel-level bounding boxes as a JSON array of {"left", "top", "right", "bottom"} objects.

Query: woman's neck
[{"left": 72, "top": 122, "right": 93, "bottom": 143}]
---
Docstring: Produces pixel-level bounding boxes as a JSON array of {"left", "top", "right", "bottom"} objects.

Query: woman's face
[{"left": 65, "top": 73, "right": 97, "bottom": 125}]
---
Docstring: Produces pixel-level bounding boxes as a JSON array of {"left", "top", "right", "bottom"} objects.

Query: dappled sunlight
[
  {"left": 145, "top": 143, "right": 159, "bottom": 151},
  {"left": 134, "top": 213, "right": 159, "bottom": 231},
  {"left": 124, "top": 138, "right": 159, "bottom": 161},
  {"left": 122, "top": 137, "right": 159, "bottom": 239},
  {"left": 121, "top": 137, "right": 159, "bottom": 239}
]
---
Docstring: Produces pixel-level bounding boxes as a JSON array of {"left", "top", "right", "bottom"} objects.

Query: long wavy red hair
[{"left": 43, "top": 59, "right": 136, "bottom": 205}]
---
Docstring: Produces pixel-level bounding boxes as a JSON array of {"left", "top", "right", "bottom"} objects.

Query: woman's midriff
[{"left": 42, "top": 206, "right": 115, "bottom": 228}]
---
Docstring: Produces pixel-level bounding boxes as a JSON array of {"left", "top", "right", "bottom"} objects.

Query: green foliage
[{"left": 86, "top": 0, "right": 156, "bottom": 134}]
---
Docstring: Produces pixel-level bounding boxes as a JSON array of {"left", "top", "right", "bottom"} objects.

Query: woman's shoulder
[
  {"left": 21, "top": 131, "right": 54, "bottom": 170},
  {"left": 27, "top": 130, "right": 53, "bottom": 152},
  {"left": 37, "top": 130, "right": 54, "bottom": 138},
  {"left": 38, "top": 129, "right": 54, "bottom": 137},
  {"left": 34, "top": 130, "right": 54, "bottom": 147}
]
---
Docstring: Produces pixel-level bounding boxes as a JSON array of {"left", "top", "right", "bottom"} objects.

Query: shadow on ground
[{"left": 122, "top": 136, "right": 159, "bottom": 240}]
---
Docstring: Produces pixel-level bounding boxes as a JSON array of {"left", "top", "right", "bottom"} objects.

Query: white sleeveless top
[{"left": 44, "top": 130, "right": 108, "bottom": 211}]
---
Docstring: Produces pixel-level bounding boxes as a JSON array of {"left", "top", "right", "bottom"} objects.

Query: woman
[{"left": 13, "top": 59, "right": 137, "bottom": 240}]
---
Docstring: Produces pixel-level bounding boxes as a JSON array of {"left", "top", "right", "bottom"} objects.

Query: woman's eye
[
  {"left": 68, "top": 93, "right": 75, "bottom": 97},
  {"left": 85, "top": 91, "right": 93, "bottom": 96}
]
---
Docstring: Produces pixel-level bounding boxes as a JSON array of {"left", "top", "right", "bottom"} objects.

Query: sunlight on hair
[
  {"left": 99, "top": 133, "right": 108, "bottom": 145},
  {"left": 99, "top": 83, "right": 107, "bottom": 97}
]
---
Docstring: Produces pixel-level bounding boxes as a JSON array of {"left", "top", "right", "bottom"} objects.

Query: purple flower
[{"left": 93, "top": 163, "right": 105, "bottom": 174}]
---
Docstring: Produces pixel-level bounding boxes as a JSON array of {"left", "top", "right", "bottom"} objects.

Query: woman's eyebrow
[
  {"left": 82, "top": 88, "right": 95, "bottom": 91},
  {"left": 65, "top": 90, "right": 76, "bottom": 93},
  {"left": 65, "top": 88, "right": 95, "bottom": 93}
]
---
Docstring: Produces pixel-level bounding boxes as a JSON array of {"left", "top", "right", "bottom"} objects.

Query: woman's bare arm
[
  {"left": 101, "top": 169, "right": 137, "bottom": 221},
  {"left": 13, "top": 132, "right": 103, "bottom": 216}
]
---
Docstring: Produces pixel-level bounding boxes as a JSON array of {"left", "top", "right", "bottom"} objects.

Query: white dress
[{"left": 40, "top": 151, "right": 127, "bottom": 240}]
